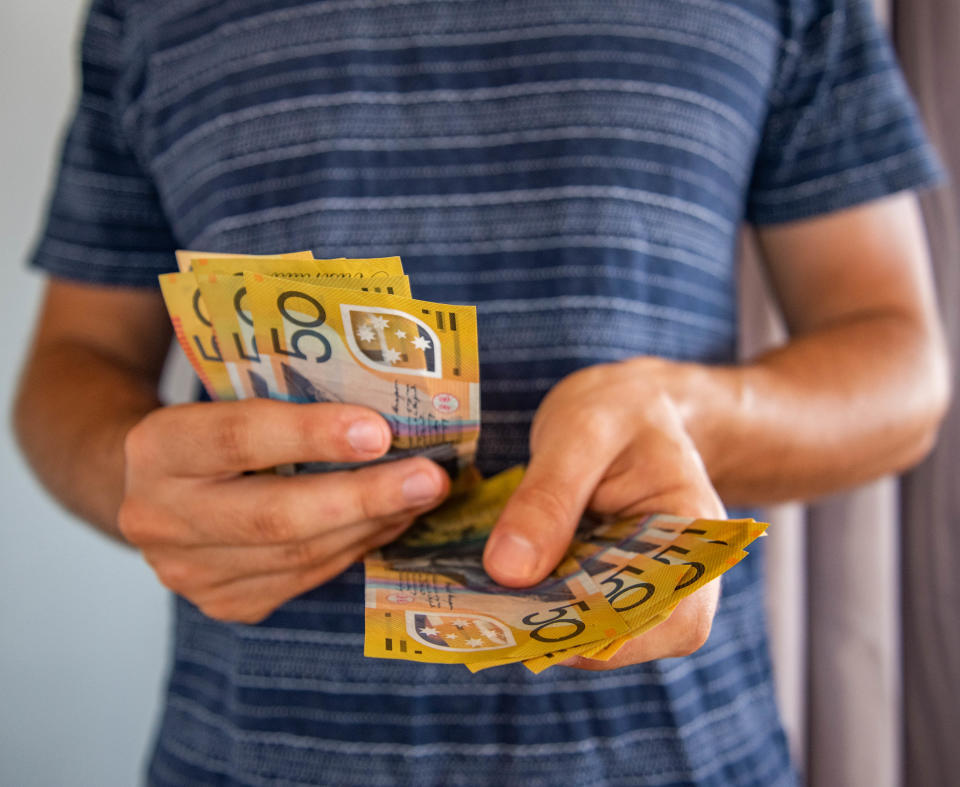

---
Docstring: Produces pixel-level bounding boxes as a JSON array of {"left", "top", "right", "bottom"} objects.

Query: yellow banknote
[
  {"left": 174, "top": 249, "right": 314, "bottom": 272},
  {"left": 582, "top": 534, "right": 753, "bottom": 661},
  {"left": 585, "top": 514, "right": 768, "bottom": 660},
  {"left": 363, "top": 466, "right": 768, "bottom": 671},
  {"left": 408, "top": 465, "right": 525, "bottom": 547},
  {"left": 158, "top": 272, "right": 235, "bottom": 400},
  {"left": 394, "top": 469, "right": 760, "bottom": 671},
  {"left": 162, "top": 250, "right": 315, "bottom": 396},
  {"left": 244, "top": 272, "right": 480, "bottom": 474},
  {"left": 364, "top": 549, "right": 627, "bottom": 666},
  {"left": 436, "top": 476, "right": 765, "bottom": 670},
  {"left": 521, "top": 549, "right": 693, "bottom": 673},
  {"left": 523, "top": 523, "right": 756, "bottom": 668},
  {"left": 191, "top": 255, "right": 404, "bottom": 280},
  {"left": 195, "top": 266, "right": 411, "bottom": 399},
  {"left": 589, "top": 515, "right": 767, "bottom": 559},
  {"left": 472, "top": 541, "right": 708, "bottom": 673}
]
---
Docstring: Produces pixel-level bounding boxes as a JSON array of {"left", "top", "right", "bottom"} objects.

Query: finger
[
  {"left": 594, "top": 431, "right": 725, "bottom": 522},
  {"left": 146, "top": 513, "right": 415, "bottom": 591},
  {"left": 483, "top": 408, "right": 630, "bottom": 587},
  {"left": 142, "top": 456, "right": 449, "bottom": 546},
  {"left": 563, "top": 579, "right": 721, "bottom": 670},
  {"left": 188, "top": 521, "right": 410, "bottom": 624},
  {"left": 126, "top": 399, "right": 392, "bottom": 478}
]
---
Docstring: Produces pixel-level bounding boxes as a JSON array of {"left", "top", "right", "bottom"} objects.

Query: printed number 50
[
  {"left": 523, "top": 601, "right": 589, "bottom": 643},
  {"left": 601, "top": 565, "right": 654, "bottom": 612}
]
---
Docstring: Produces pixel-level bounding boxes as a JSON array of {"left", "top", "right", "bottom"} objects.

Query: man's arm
[
  {"left": 483, "top": 192, "right": 950, "bottom": 667},
  {"left": 13, "top": 282, "right": 172, "bottom": 538},
  {"left": 15, "top": 191, "right": 949, "bottom": 656},
  {"left": 13, "top": 279, "right": 451, "bottom": 622},
  {"left": 687, "top": 190, "right": 951, "bottom": 504}
]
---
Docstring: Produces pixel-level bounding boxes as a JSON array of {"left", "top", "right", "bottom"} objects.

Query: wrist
[{"left": 618, "top": 356, "right": 746, "bottom": 487}]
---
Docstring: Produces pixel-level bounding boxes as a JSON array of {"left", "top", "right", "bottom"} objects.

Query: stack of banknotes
[
  {"left": 160, "top": 251, "right": 767, "bottom": 673},
  {"left": 160, "top": 250, "right": 481, "bottom": 482},
  {"left": 366, "top": 465, "right": 767, "bottom": 672}
]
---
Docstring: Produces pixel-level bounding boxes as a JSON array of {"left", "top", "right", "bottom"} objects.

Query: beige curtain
[
  {"left": 744, "top": 0, "right": 959, "bottom": 784},
  {"left": 895, "top": 1, "right": 960, "bottom": 784}
]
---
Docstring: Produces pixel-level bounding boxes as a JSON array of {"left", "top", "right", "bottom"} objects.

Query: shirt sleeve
[
  {"left": 30, "top": 0, "right": 177, "bottom": 286},
  {"left": 745, "top": 0, "right": 944, "bottom": 225}
]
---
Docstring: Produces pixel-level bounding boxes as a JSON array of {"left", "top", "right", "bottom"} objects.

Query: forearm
[
  {"left": 660, "top": 311, "right": 951, "bottom": 506},
  {"left": 14, "top": 339, "right": 162, "bottom": 540}
]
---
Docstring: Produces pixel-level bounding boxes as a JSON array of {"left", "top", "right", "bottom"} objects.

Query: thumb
[{"left": 482, "top": 417, "right": 622, "bottom": 587}]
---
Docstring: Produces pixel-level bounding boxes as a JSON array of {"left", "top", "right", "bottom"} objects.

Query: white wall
[{"left": 0, "top": 3, "right": 171, "bottom": 785}]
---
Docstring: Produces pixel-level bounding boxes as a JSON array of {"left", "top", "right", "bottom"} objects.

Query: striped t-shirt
[{"left": 33, "top": 1, "right": 939, "bottom": 785}]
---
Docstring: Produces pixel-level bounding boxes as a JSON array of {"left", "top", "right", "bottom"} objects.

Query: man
[{"left": 14, "top": 0, "right": 950, "bottom": 784}]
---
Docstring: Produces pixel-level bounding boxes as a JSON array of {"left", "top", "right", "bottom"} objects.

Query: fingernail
[
  {"left": 402, "top": 471, "right": 441, "bottom": 504},
  {"left": 347, "top": 420, "right": 386, "bottom": 454},
  {"left": 486, "top": 532, "right": 539, "bottom": 584}
]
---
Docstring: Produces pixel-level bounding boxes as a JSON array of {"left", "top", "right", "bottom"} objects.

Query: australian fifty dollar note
[
  {"left": 192, "top": 256, "right": 409, "bottom": 400},
  {"left": 159, "top": 250, "right": 316, "bottom": 399},
  {"left": 365, "top": 467, "right": 769, "bottom": 672},
  {"left": 243, "top": 271, "right": 481, "bottom": 477}
]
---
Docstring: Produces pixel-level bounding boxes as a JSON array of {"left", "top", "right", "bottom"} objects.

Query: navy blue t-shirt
[{"left": 32, "top": 1, "right": 940, "bottom": 784}]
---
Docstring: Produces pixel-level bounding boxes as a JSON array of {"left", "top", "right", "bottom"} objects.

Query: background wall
[{"left": 0, "top": 3, "right": 171, "bottom": 785}]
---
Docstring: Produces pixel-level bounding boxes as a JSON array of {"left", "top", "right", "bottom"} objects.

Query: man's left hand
[{"left": 481, "top": 357, "right": 724, "bottom": 670}]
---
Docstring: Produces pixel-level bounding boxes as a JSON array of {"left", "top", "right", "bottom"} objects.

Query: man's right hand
[{"left": 118, "top": 399, "right": 450, "bottom": 624}]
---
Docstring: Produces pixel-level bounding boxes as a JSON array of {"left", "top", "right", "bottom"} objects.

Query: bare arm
[
  {"left": 13, "top": 281, "right": 172, "bottom": 539},
  {"left": 484, "top": 191, "right": 950, "bottom": 668},
  {"left": 14, "top": 190, "right": 950, "bottom": 658},
  {"left": 13, "top": 279, "right": 450, "bottom": 622},
  {"left": 680, "top": 190, "right": 951, "bottom": 504}
]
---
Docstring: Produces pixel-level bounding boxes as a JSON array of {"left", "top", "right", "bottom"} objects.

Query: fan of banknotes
[
  {"left": 160, "top": 250, "right": 480, "bottom": 482},
  {"left": 160, "top": 250, "right": 767, "bottom": 673},
  {"left": 366, "top": 465, "right": 767, "bottom": 672}
]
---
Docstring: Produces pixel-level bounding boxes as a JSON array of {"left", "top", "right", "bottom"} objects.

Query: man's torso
[{"left": 107, "top": 2, "right": 795, "bottom": 784}]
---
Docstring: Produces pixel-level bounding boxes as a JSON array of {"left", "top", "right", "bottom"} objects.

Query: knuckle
[
  {"left": 211, "top": 411, "right": 255, "bottom": 468},
  {"left": 573, "top": 406, "right": 618, "bottom": 443},
  {"left": 199, "top": 599, "right": 269, "bottom": 625},
  {"left": 117, "top": 498, "right": 157, "bottom": 544},
  {"left": 282, "top": 537, "right": 321, "bottom": 568},
  {"left": 678, "top": 609, "right": 714, "bottom": 657},
  {"left": 357, "top": 494, "right": 378, "bottom": 525},
  {"left": 236, "top": 607, "right": 271, "bottom": 625},
  {"left": 116, "top": 498, "right": 139, "bottom": 541},
  {"left": 123, "top": 419, "right": 157, "bottom": 471},
  {"left": 571, "top": 362, "right": 606, "bottom": 385},
  {"left": 315, "top": 484, "right": 350, "bottom": 525},
  {"left": 197, "top": 600, "right": 234, "bottom": 623},
  {"left": 649, "top": 389, "right": 685, "bottom": 430},
  {"left": 152, "top": 560, "right": 197, "bottom": 595},
  {"left": 250, "top": 497, "right": 299, "bottom": 543},
  {"left": 549, "top": 363, "right": 605, "bottom": 396},
  {"left": 353, "top": 477, "right": 388, "bottom": 523}
]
